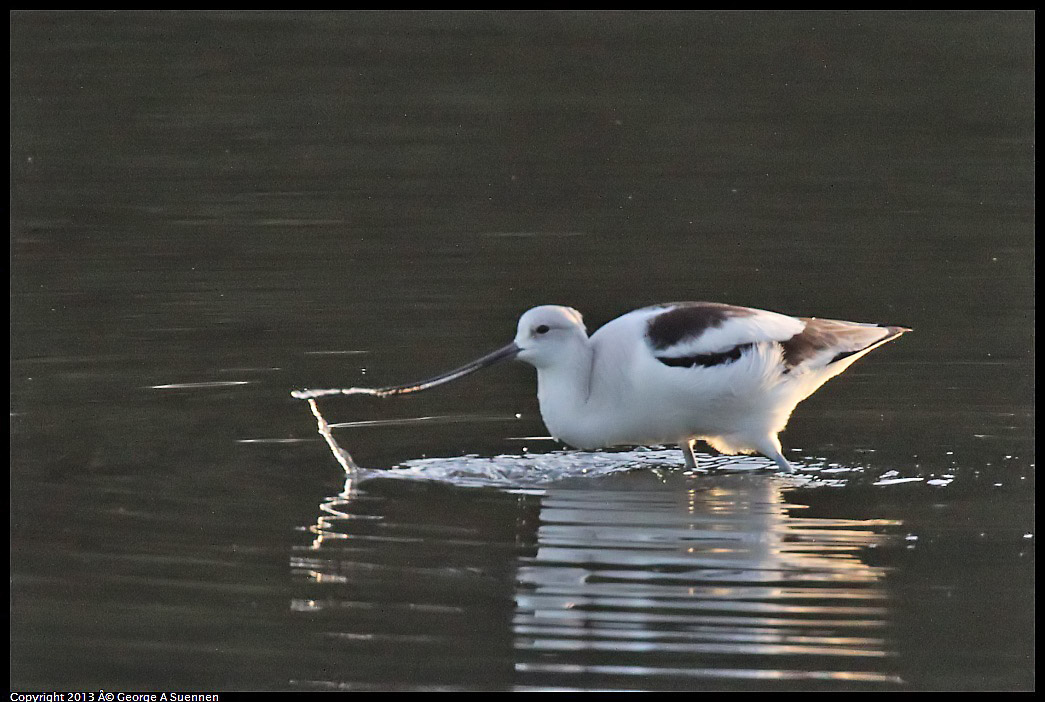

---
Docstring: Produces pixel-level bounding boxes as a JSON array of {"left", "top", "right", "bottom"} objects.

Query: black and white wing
[
  {"left": 640, "top": 302, "right": 908, "bottom": 372},
  {"left": 642, "top": 302, "right": 804, "bottom": 368}
]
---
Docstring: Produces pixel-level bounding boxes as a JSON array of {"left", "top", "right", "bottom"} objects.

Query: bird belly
[
  {"left": 536, "top": 339, "right": 813, "bottom": 452},
  {"left": 539, "top": 379, "right": 797, "bottom": 452},
  {"left": 601, "top": 343, "right": 801, "bottom": 450}
]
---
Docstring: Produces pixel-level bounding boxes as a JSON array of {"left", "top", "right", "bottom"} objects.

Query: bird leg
[
  {"left": 759, "top": 435, "right": 795, "bottom": 473},
  {"left": 681, "top": 438, "right": 703, "bottom": 471},
  {"left": 768, "top": 452, "right": 794, "bottom": 473}
]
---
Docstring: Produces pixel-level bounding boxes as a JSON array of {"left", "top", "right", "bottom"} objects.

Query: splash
[
  {"left": 292, "top": 395, "right": 937, "bottom": 492},
  {"left": 359, "top": 449, "right": 780, "bottom": 490}
]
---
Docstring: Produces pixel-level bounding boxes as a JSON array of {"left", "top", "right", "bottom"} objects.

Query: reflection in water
[
  {"left": 292, "top": 449, "right": 904, "bottom": 690},
  {"left": 290, "top": 472, "right": 540, "bottom": 691},
  {"left": 514, "top": 477, "right": 903, "bottom": 690}
]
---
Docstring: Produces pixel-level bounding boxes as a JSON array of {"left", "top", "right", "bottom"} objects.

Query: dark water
[{"left": 10, "top": 11, "right": 1034, "bottom": 691}]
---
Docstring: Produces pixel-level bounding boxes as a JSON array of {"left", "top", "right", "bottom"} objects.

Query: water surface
[{"left": 10, "top": 11, "right": 1034, "bottom": 691}]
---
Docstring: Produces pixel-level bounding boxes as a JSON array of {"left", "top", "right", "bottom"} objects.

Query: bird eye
[{"left": 535, "top": 324, "right": 550, "bottom": 335}]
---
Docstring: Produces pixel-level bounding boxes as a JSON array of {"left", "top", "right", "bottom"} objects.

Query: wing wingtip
[{"left": 882, "top": 325, "right": 913, "bottom": 340}]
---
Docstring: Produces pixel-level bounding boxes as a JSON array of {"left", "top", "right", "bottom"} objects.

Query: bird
[{"left": 293, "top": 302, "right": 910, "bottom": 472}]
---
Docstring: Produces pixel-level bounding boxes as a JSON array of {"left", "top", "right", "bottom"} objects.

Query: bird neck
[{"left": 534, "top": 341, "right": 595, "bottom": 444}]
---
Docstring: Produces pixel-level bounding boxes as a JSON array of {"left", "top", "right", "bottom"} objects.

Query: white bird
[{"left": 294, "top": 302, "right": 910, "bottom": 472}]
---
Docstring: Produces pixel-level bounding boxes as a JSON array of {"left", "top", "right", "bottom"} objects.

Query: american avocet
[{"left": 294, "top": 302, "right": 910, "bottom": 472}]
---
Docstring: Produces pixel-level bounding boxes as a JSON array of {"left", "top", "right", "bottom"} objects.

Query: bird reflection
[{"left": 514, "top": 475, "right": 904, "bottom": 690}]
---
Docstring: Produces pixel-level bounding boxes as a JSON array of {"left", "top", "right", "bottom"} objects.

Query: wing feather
[
  {"left": 645, "top": 302, "right": 806, "bottom": 357},
  {"left": 780, "top": 318, "right": 910, "bottom": 373}
]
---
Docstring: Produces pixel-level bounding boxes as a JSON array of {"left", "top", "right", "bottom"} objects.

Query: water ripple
[
  {"left": 294, "top": 456, "right": 905, "bottom": 690},
  {"left": 512, "top": 486, "right": 900, "bottom": 688}
]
